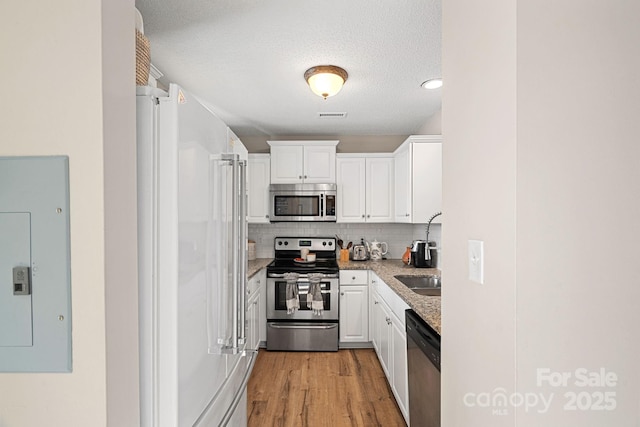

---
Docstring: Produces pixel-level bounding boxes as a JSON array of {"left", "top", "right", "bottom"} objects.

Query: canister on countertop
[{"left": 248, "top": 240, "right": 256, "bottom": 261}]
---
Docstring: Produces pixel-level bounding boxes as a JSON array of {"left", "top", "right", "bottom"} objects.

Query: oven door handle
[
  {"left": 269, "top": 323, "right": 338, "bottom": 330},
  {"left": 267, "top": 274, "right": 339, "bottom": 279}
]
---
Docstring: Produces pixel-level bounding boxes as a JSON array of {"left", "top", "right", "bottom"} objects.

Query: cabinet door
[
  {"left": 336, "top": 157, "right": 366, "bottom": 222},
  {"left": 270, "top": 146, "right": 304, "bottom": 183},
  {"left": 393, "top": 145, "right": 411, "bottom": 222},
  {"left": 391, "top": 318, "right": 409, "bottom": 421},
  {"left": 304, "top": 145, "right": 336, "bottom": 183},
  {"left": 247, "top": 292, "right": 259, "bottom": 351},
  {"left": 365, "top": 157, "right": 394, "bottom": 222},
  {"left": 247, "top": 154, "right": 271, "bottom": 223},
  {"left": 339, "top": 285, "right": 369, "bottom": 342},
  {"left": 412, "top": 141, "right": 442, "bottom": 223},
  {"left": 373, "top": 296, "right": 391, "bottom": 378},
  {"left": 257, "top": 270, "right": 267, "bottom": 345}
]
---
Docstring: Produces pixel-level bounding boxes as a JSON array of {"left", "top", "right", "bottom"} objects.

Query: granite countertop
[
  {"left": 248, "top": 258, "right": 272, "bottom": 278},
  {"left": 338, "top": 259, "right": 441, "bottom": 335}
]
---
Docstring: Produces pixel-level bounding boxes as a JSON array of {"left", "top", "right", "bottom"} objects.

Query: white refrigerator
[{"left": 137, "top": 84, "right": 253, "bottom": 427}]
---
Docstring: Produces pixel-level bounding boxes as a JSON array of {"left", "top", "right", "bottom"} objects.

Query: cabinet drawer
[{"left": 340, "top": 270, "right": 368, "bottom": 285}]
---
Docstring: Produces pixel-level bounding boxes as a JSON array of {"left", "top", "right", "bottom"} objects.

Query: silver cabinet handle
[
  {"left": 304, "top": 175, "right": 307, "bottom": 179},
  {"left": 299, "top": 175, "right": 302, "bottom": 179},
  {"left": 352, "top": 276, "right": 356, "bottom": 280},
  {"left": 406, "top": 213, "right": 410, "bottom": 217},
  {"left": 341, "top": 292, "right": 344, "bottom": 296},
  {"left": 367, "top": 214, "right": 371, "bottom": 218}
]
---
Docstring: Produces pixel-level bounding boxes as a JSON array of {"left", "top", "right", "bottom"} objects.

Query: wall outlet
[{"left": 468, "top": 240, "right": 484, "bottom": 284}]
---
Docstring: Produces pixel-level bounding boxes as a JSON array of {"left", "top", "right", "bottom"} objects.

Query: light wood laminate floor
[{"left": 247, "top": 349, "right": 406, "bottom": 427}]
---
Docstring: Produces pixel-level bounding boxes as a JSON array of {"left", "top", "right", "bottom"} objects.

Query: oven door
[{"left": 266, "top": 277, "right": 339, "bottom": 321}]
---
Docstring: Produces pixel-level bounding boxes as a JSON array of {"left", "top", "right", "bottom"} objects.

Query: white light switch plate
[{"left": 468, "top": 240, "right": 484, "bottom": 284}]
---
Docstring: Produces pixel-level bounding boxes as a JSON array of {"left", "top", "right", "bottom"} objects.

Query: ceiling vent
[{"left": 317, "top": 112, "right": 347, "bottom": 119}]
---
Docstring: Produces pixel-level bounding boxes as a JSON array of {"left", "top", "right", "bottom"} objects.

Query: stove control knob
[
  {"left": 322, "top": 241, "right": 327, "bottom": 246},
  {"left": 284, "top": 241, "right": 289, "bottom": 246},
  {"left": 328, "top": 241, "right": 333, "bottom": 246},
  {"left": 278, "top": 241, "right": 282, "bottom": 246}
]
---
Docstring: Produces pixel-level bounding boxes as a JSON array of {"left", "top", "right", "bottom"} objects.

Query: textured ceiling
[{"left": 136, "top": 0, "right": 442, "bottom": 138}]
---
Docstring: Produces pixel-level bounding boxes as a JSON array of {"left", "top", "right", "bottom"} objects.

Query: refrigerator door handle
[
  {"left": 205, "top": 154, "right": 247, "bottom": 355},
  {"left": 207, "top": 153, "right": 238, "bottom": 355},
  {"left": 237, "top": 159, "right": 247, "bottom": 347},
  {"left": 230, "top": 155, "right": 239, "bottom": 351}
]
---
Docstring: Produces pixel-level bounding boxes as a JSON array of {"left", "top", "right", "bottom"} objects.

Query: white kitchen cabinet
[
  {"left": 256, "top": 269, "right": 267, "bottom": 346},
  {"left": 247, "top": 269, "right": 266, "bottom": 350},
  {"left": 339, "top": 270, "right": 369, "bottom": 344},
  {"left": 247, "top": 290, "right": 260, "bottom": 351},
  {"left": 247, "top": 154, "right": 270, "bottom": 223},
  {"left": 371, "top": 290, "right": 391, "bottom": 377},
  {"left": 369, "top": 273, "right": 410, "bottom": 424},
  {"left": 391, "top": 318, "right": 409, "bottom": 419},
  {"left": 336, "top": 154, "right": 394, "bottom": 223},
  {"left": 268, "top": 141, "right": 338, "bottom": 184},
  {"left": 393, "top": 135, "right": 442, "bottom": 224}
]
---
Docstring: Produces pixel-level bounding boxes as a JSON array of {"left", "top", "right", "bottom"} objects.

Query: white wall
[
  {"left": 441, "top": 0, "right": 517, "bottom": 425},
  {"left": 442, "top": 1, "right": 640, "bottom": 425},
  {"left": 417, "top": 109, "right": 442, "bottom": 135},
  {"left": 0, "top": 1, "right": 137, "bottom": 426},
  {"left": 102, "top": 1, "right": 139, "bottom": 426}
]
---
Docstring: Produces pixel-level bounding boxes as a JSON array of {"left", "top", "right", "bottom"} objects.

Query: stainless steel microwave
[{"left": 269, "top": 183, "right": 337, "bottom": 222}]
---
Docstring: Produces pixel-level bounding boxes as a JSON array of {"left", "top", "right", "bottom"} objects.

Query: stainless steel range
[{"left": 266, "top": 237, "right": 339, "bottom": 351}]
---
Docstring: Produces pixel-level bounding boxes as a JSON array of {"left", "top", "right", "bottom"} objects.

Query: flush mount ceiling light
[
  {"left": 421, "top": 78, "right": 443, "bottom": 89},
  {"left": 304, "top": 65, "right": 348, "bottom": 99}
]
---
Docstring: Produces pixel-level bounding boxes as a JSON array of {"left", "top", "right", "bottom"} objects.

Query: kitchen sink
[{"left": 394, "top": 275, "right": 441, "bottom": 296}]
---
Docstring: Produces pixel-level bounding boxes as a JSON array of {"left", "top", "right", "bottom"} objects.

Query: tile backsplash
[{"left": 249, "top": 222, "right": 442, "bottom": 264}]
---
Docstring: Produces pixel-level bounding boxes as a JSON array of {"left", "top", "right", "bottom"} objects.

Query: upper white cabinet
[
  {"left": 268, "top": 140, "right": 338, "bottom": 184},
  {"left": 393, "top": 135, "right": 442, "bottom": 223},
  {"left": 336, "top": 154, "right": 394, "bottom": 223},
  {"left": 247, "top": 154, "right": 270, "bottom": 223}
]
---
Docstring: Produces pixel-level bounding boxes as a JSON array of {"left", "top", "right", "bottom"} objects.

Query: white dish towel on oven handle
[
  {"left": 284, "top": 272, "right": 300, "bottom": 314},
  {"left": 307, "top": 273, "right": 324, "bottom": 315}
]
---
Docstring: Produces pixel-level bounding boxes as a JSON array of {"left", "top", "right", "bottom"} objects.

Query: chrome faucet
[{"left": 425, "top": 211, "right": 442, "bottom": 261}]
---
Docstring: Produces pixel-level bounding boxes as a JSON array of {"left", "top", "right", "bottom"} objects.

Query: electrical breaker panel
[{"left": 0, "top": 156, "right": 72, "bottom": 372}]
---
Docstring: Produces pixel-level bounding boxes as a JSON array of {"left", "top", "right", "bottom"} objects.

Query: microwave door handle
[{"left": 320, "top": 194, "right": 324, "bottom": 218}]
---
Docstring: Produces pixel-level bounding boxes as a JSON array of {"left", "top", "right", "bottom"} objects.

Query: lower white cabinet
[
  {"left": 391, "top": 318, "right": 408, "bottom": 419},
  {"left": 339, "top": 270, "right": 369, "bottom": 343},
  {"left": 371, "top": 291, "right": 391, "bottom": 377},
  {"left": 247, "top": 290, "right": 260, "bottom": 351},
  {"left": 247, "top": 268, "right": 266, "bottom": 350},
  {"left": 370, "top": 273, "right": 410, "bottom": 424}
]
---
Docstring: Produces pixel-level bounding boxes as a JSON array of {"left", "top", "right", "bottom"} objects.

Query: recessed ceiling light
[{"left": 421, "top": 78, "right": 443, "bottom": 89}]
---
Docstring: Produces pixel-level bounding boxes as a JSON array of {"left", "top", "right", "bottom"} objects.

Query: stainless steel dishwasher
[{"left": 406, "top": 309, "right": 441, "bottom": 427}]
